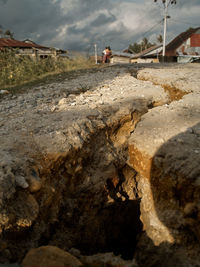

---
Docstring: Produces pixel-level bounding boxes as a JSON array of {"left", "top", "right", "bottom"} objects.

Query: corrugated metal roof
[
  {"left": 177, "top": 55, "right": 200, "bottom": 63},
  {"left": 130, "top": 45, "right": 162, "bottom": 59},
  {"left": 177, "top": 46, "right": 200, "bottom": 56},
  {"left": 166, "top": 27, "right": 200, "bottom": 53},
  {"left": 143, "top": 46, "right": 163, "bottom": 56},
  {"left": 112, "top": 51, "right": 131, "bottom": 58},
  {"left": 0, "top": 38, "right": 47, "bottom": 49}
]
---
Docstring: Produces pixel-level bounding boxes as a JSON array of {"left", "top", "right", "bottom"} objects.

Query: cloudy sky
[{"left": 0, "top": 0, "right": 199, "bottom": 53}]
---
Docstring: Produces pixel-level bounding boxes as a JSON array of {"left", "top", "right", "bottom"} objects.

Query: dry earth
[{"left": 0, "top": 63, "right": 200, "bottom": 266}]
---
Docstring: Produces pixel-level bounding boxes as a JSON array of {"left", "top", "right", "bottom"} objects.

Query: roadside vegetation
[
  {"left": 128, "top": 35, "right": 163, "bottom": 53},
  {"left": 0, "top": 49, "right": 95, "bottom": 89}
]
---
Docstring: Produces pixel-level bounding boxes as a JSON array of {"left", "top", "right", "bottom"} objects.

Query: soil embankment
[{"left": 0, "top": 63, "right": 200, "bottom": 266}]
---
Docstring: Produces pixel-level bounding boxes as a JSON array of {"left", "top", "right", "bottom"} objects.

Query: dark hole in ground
[
  {"left": 0, "top": 138, "right": 143, "bottom": 263},
  {"left": 39, "top": 190, "right": 142, "bottom": 261},
  {"left": 38, "top": 164, "right": 143, "bottom": 260},
  {"left": 75, "top": 198, "right": 142, "bottom": 260}
]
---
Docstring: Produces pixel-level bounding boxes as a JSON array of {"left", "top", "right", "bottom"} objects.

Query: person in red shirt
[{"left": 102, "top": 46, "right": 112, "bottom": 63}]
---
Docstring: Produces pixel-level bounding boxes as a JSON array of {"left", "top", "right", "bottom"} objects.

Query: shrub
[{"left": 0, "top": 49, "right": 95, "bottom": 88}]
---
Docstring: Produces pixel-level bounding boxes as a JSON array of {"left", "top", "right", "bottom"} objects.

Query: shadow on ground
[{"left": 135, "top": 122, "right": 200, "bottom": 266}]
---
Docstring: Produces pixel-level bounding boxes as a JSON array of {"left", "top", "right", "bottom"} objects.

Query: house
[
  {"left": 165, "top": 27, "right": 200, "bottom": 62},
  {"left": 0, "top": 38, "right": 65, "bottom": 59},
  {"left": 110, "top": 51, "right": 132, "bottom": 64},
  {"left": 130, "top": 45, "right": 162, "bottom": 63},
  {"left": 128, "top": 27, "right": 200, "bottom": 63}
]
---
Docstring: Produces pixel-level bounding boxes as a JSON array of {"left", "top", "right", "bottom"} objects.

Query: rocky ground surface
[{"left": 0, "top": 63, "right": 200, "bottom": 266}]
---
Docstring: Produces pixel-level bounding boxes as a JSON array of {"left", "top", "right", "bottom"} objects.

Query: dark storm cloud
[
  {"left": 67, "top": 12, "right": 116, "bottom": 36},
  {"left": 91, "top": 13, "right": 116, "bottom": 27},
  {"left": 76, "top": 0, "right": 113, "bottom": 12},
  {"left": 0, "top": 0, "right": 64, "bottom": 37},
  {"left": 59, "top": 0, "right": 113, "bottom": 24},
  {"left": 178, "top": 0, "right": 200, "bottom": 7},
  {"left": 165, "top": 0, "right": 200, "bottom": 43},
  {"left": 0, "top": 0, "right": 199, "bottom": 51},
  {"left": 0, "top": 0, "right": 118, "bottom": 50},
  {"left": 67, "top": 25, "right": 84, "bottom": 35}
]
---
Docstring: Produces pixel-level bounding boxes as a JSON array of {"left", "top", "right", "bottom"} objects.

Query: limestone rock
[
  {"left": 22, "top": 246, "right": 83, "bottom": 267},
  {"left": 79, "top": 252, "right": 138, "bottom": 267},
  {"left": 128, "top": 65, "right": 200, "bottom": 265},
  {"left": 0, "top": 264, "right": 19, "bottom": 267},
  {"left": 0, "top": 90, "right": 9, "bottom": 95},
  {"left": 15, "top": 193, "right": 39, "bottom": 228},
  {"left": 26, "top": 169, "right": 42, "bottom": 193},
  {"left": 15, "top": 176, "right": 29, "bottom": 189}
]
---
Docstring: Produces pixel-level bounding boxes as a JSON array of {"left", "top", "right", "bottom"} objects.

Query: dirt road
[{"left": 0, "top": 63, "right": 200, "bottom": 266}]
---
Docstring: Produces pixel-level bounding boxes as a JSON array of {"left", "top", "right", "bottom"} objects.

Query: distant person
[
  {"left": 102, "top": 46, "right": 112, "bottom": 63},
  {"left": 107, "top": 46, "right": 112, "bottom": 63},
  {"left": 102, "top": 47, "right": 108, "bottom": 63}
]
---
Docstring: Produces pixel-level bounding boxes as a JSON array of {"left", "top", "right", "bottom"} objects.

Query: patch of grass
[{"left": 0, "top": 49, "right": 98, "bottom": 92}]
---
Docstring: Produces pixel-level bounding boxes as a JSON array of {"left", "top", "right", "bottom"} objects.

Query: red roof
[{"left": 0, "top": 38, "right": 47, "bottom": 49}]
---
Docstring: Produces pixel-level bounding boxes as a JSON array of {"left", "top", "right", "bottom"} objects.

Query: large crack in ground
[
  {"left": 0, "top": 64, "right": 200, "bottom": 266},
  {"left": 130, "top": 67, "right": 188, "bottom": 102},
  {"left": 0, "top": 95, "right": 148, "bottom": 264}
]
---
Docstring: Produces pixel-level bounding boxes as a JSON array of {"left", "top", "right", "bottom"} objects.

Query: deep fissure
[
  {"left": 130, "top": 67, "right": 188, "bottom": 102},
  {"left": 1, "top": 64, "right": 200, "bottom": 266},
  {"left": 0, "top": 111, "right": 145, "bottom": 263},
  {"left": 1, "top": 73, "right": 187, "bottom": 263},
  {"left": 34, "top": 128, "right": 143, "bottom": 261}
]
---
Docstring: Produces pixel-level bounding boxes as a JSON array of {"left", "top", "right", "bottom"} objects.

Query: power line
[
  {"left": 154, "top": 1, "right": 164, "bottom": 16},
  {"left": 122, "top": 5, "right": 163, "bottom": 43},
  {"left": 170, "top": 18, "right": 200, "bottom": 27},
  {"left": 154, "top": 0, "right": 177, "bottom": 57},
  {"left": 140, "top": 19, "right": 163, "bottom": 40},
  {"left": 121, "top": 19, "right": 163, "bottom": 52},
  {"left": 167, "top": 0, "right": 173, "bottom": 8}
]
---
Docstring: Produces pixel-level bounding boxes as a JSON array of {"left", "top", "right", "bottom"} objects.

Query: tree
[
  {"left": 0, "top": 25, "right": 3, "bottom": 37},
  {"left": 157, "top": 34, "right": 163, "bottom": 44},
  {"left": 141, "top": 37, "right": 149, "bottom": 50},
  {"left": 128, "top": 43, "right": 141, "bottom": 54},
  {"left": 128, "top": 39, "right": 156, "bottom": 54},
  {"left": 4, "top": 29, "right": 14, "bottom": 39},
  {"left": 141, "top": 37, "right": 156, "bottom": 51}
]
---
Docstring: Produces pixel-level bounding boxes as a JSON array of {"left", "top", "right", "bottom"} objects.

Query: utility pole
[
  {"left": 163, "top": 0, "right": 167, "bottom": 57},
  {"left": 94, "top": 43, "right": 97, "bottom": 64},
  {"left": 154, "top": 0, "right": 176, "bottom": 60}
]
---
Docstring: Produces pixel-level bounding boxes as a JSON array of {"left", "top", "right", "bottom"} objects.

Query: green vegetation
[
  {"left": 128, "top": 37, "right": 156, "bottom": 54},
  {"left": 3, "top": 29, "right": 14, "bottom": 39},
  {"left": 157, "top": 34, "right": 163, "bottom": 44},
  {"left": 0, "top": 25, "right": 14, "bottom": 39},
  {"left": 0, "top": 49, "right": 95, "bottom": 89}
]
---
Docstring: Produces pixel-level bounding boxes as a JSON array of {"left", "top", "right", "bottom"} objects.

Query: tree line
[
  {"left": 0, "top": 25, "right": 14, "bottom": 39},
  {"left": 128, "top": 35, "right": 163, "bottom": 54}
]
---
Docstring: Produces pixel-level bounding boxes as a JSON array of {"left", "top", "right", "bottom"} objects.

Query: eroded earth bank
[{"left": 0, "top": 63, "right": 200, "bottom": 267}]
